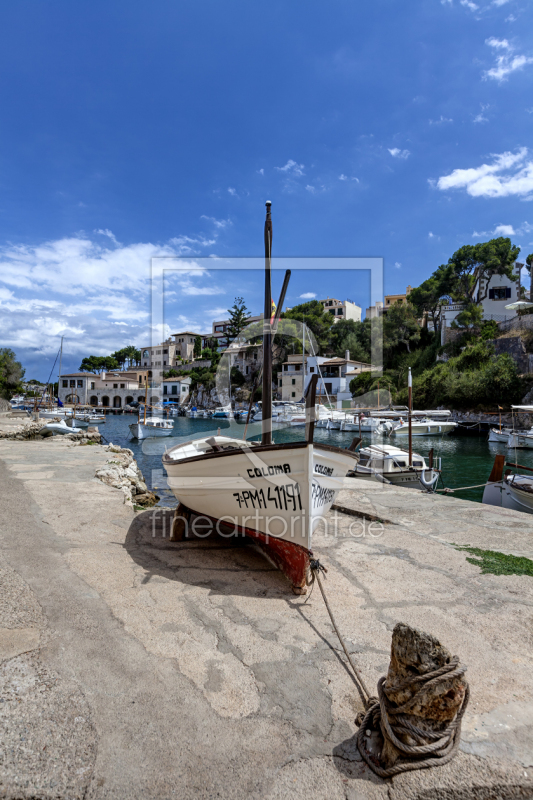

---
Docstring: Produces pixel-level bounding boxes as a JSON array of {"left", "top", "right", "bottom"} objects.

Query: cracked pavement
[{"left": 0, "top": 434, "right": 532, "bottom": 799}]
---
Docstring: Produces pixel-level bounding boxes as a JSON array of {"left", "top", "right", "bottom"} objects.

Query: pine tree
[{"left": 224, "top": 297, "right": 250, "bottom": 348}]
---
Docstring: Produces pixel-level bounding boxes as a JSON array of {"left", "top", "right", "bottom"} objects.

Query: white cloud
[
  {"left": 95, "top": 228, "right": 121, "bottom": 246},
  {"left": 436, "top": 147, "right": 533, "bottom": 198},
  {"left": 227, "top": 187, "right": 237, "bottom": 196},
  {"left": 473, "top": 113, "right": 489, "bottom": 123},
  {"left": 493, "top": 224, "right": 516, "bottom": 235},
  {"left": 388, "top": 148, "right": 411, "bottom": 159},
  {"left": 460, "top": 0, "right": 478, "bottom": 10},
  {"left": 394, "top": 262, "right": 402, "bottom": 269},
  {"left": 257, "top": 168, "right": 264, "bottom": 175},
  {"left": 493, "top": 0, "right": 511, "bottom": 5},
  {"left": 200, "top": 215, "right": 232, "bottom": 229},
  {"left": 473, "top": 222, "right": 532, "bottom": 238},
  {"left": 338, "top": 174, "right": 359, "bottom": 182},
  {"left": 486, "top": 37, "right": 511, "bottom": 49},
  {"left": 428, "top": 232, "right": 435, "bottom": 238},
  {"left": 276, "top": 159, "right": 305, "bottom": 177},
  {"left": 0, "top": 230, "right": 226, "bottom": 376},
  {"left": 483, "top": 39, "right": 533, "bottom": 81},
  {"left": 299, "top": 292, "right": 317, "bottom": 299},
  {"left": 506, "top": 14, "right": 517, "bottom": 22},
  {"left": 429, "top": 116, "right": 453, "bottom": 124}
]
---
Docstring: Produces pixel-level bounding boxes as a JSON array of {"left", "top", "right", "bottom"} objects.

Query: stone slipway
[{"left": 0, "top": 433, "right": 532, "bottom": 799}]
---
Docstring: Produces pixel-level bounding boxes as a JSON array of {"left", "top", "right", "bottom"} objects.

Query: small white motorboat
[
  {"left": 348, "top": 444, "right": 440, "bottom": 490},
  {"left": 129, "top": 417, "right": 174, "bottom": 439},
  {"left": 212, "top": 406, "right": 232, "bottom": 419},
  {"left": 392, "top": 418, "right": 457, "bottom": 437}
]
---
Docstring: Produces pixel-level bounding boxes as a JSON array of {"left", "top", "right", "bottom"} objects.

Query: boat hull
[
  {"left": 163, "top": 438, "right": 356, "bottom": 588},
  {"left": 483, "top": 478, "right": 533, "bottom": 514},
  {"left": 129, "top": 422, "right": 174, "bottom": 439},
  {"left": 488, "top": 428, "right": 510, "bottom": 443},
  {"left": 507, "top": 432, "right": 533, "bottom": 449},
  {"left": 393, "top": 422, "right": 457, "bottom": 436}
]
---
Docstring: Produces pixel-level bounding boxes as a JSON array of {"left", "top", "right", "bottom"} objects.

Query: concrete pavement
[{"left": 0, "top": 434, "right": 532, "bottom": 798}]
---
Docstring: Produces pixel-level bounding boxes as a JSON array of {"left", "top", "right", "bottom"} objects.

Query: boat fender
[{"left": 419, "top": 470, "right": 439, "bottom": 491}]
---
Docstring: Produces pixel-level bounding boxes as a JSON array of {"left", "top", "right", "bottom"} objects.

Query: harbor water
[{"left": 97, "top": 414, "right": 532, "bottom": 508}]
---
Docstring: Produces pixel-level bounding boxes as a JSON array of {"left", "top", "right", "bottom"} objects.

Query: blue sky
[{"left": 0, "top": 0, "right": 532, "bottom": 380}]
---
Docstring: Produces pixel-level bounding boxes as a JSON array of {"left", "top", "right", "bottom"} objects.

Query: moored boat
[
  {"left": 162, "top": 202, "right": 357, "bottom": 592},
  {"left": 483, "top": 455, "right": 533, "bottom": 514},
  {"left": 129, "top": 417, "right": 174, "bottom": 439},
  {"left": 348, "top": 444, "right": 439, "bottom": 490}
]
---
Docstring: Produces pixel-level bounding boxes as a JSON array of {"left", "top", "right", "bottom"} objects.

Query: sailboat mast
[
  {"left": 262, "top": 201, "right": 273, "bottom": 445},
  {"left": 57, "top": 336, "right": 63, "bottom": 407}
]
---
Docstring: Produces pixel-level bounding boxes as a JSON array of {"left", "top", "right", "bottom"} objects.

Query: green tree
[
  {"left": 525, "top": 253, "right": 533, "bottom": 306},
  {"left": 328, "top": 319, "right": 369, "bottom": 360},
  {"left": 223, "top": 297, "right": 250, "bottom": 348},
  {"left": 194, "top": 335, "right": 202, "bottom": 358},
  {"left": 450, "top": 303, "right": 483, "bottom": 331},
  {"left": 383, "top": 303, "right": 421, "bottom": 354},
  {"left": 281, "top": 300, "right": 334, "bottom": 354},
  {"left": 79, "top": 356, "right": 104, "bottom": 373},
  {"left": 111, "top": 348, "right": 127, "bottom": 368},
  {"left": 0, "top": 349, "right": 25, "bottom": 399},
  {"left": 447, "top": 237, "right": 520, "bottom": 304}
]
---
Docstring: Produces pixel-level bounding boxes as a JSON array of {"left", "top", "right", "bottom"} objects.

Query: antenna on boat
[{"left": 262, "top": 201, "right": 273, "bottom": 446}]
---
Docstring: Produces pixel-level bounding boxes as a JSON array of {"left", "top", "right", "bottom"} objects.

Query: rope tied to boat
[{"left": 308, "top": 561, "right": 469, "bottom": 779}]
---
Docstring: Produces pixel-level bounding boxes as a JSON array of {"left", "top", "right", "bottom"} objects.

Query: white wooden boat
[
  {"left": 163, "top": 435, "right": 356, "bottom": 588},
  {"left": 129, "top": 417, "right": 174, "bottom": 439},
  {"left": 488, "top": 427, "right": 513, "bottom": 443},
  {"left": 162, "top": 202, "right": 357, "bottom": 592},
  {"left": 65, "top": 417, "right": 89, "bottom": 429},
  {"left": 483, "top": 456, "right": 533, "bottom": 514},
  {"left": 507, "top": 431, "right": 533, "bottom": 450},
  {"left": 348, "top": 444, "right": 439, "bottom": 490}
]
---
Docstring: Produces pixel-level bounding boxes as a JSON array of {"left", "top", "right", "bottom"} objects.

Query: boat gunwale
[{"left": 162, "top": 439, "right": 359, "bottom": 466}]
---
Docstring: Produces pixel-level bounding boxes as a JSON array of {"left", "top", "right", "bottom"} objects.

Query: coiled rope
[{"left": 307, "top": 561, "right": 469, "bottom": 779}]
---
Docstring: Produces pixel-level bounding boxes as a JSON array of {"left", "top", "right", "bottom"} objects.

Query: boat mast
[
  {"left": 144, "top": 375, "right": 148, "bottom": 424},
  {"left": 262, "top": 201, "right": 273, "bottom": 445},
  {"left": 58, "top": 336, "right": 63, "bottom": 407},
  {"left": 408, "top": 367, "right": 412, "bottom": 467}
]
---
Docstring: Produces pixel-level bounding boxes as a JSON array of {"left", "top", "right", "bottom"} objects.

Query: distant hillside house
[
  {"left": 320, "top": 297, "right": 362, "bottom": 323},
  {"left": 279, "top": 352, "right": 375, "bottom": 405},
  {"left": 439, "top": 262, "right": 522, "bottom": 344}
]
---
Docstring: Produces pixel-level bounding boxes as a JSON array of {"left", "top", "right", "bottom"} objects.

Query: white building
[
  {"left": 211, "top": 314, "right": 263, "bottom": 350},
  {"left": 279, "top": 352, "right": 375, "bottom": 404},
  {"left": 58, "top": 370, "right": 150, "bottom": 408},
  {"left": 321, "top": 297, "right": 362, "bottom": 323},
  {"left": 365, "top": 301, "right": 384, "bottom": 319},
  {"left": 161, "top": 376, "right": 192, "bottom": 404},
  {"left": 140, "top": 331, "right": 210, "bottom": 381}
]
